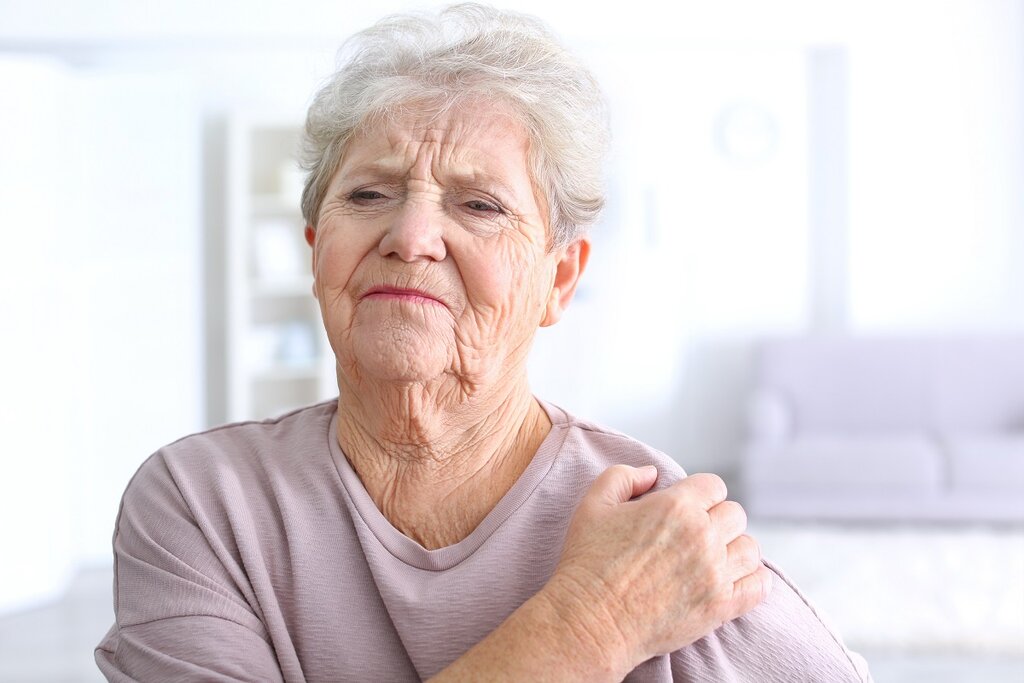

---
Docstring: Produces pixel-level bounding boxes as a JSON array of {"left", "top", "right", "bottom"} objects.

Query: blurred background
[{"left": 1, "top": 0, "right": 1022, "bottom": 680}]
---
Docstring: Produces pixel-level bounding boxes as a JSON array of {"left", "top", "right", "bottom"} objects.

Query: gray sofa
[{"left": 741, "top": 336, "right": 1024, "bottom": 522}]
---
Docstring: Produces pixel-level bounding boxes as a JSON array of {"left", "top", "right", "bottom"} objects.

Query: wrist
[
  {"left": 429, "top": 577, "right": 635, "bottom": 683},
  {"left": 538, "top": 572, "right": 638, "bottom": 680}
]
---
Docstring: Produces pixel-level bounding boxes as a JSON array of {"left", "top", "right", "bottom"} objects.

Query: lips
[{"left": 362, "top": 285, "right": 446, "bottom": 307}]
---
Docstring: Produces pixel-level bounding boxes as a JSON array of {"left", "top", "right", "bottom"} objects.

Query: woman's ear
[
  {"left": 305, "top": 225, "right": 318, "bottom": 299},
  {"left": 541, "top": 238, "right": 590, "bottom": 327}
]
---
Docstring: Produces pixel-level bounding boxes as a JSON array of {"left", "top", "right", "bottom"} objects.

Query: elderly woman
[{"left": 97, "top": 5, "right": 870, "bottom": 682}]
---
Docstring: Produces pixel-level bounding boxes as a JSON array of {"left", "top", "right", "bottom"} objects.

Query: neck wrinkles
[{"left": 334, "top": 373, "right": 551, "bottom": 548}]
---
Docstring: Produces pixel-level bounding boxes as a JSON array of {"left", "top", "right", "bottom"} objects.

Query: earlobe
[{"left": 540, "top": 238, "right": 590, "bottom": 327}]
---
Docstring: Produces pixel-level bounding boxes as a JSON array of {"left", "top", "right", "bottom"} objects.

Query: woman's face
[{"left": 308, "top": 102, "right": 585, "bottom": 391}]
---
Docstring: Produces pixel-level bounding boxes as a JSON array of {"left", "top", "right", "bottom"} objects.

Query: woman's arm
[
  {"left": 432, "top": 465, "right": 773, "bottom": 681},
  {"left": 96, "top": 617, "right": 285, "bottom": 682},
  {"left": 428, "top": 578, "right": 632, "bottom": 682},
  {"left": 95, "top": 453, "right": 289, "bottom": 682}
]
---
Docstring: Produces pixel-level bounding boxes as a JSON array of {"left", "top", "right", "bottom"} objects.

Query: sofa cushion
[
  {"left": 757, "top": 337, "right": 931, "bottom": 434},
  {"left": 747, "top": 388, "right": 793, "bottom": 442},
  {"left": 744, "top": 434, "right": 942, "bottom": 492},
  {"left": 930, "top": 338, "right": 1024, "bottom": 432},
  {"left": 943, "top": 434, "right": 1024, "bottom": 493}
]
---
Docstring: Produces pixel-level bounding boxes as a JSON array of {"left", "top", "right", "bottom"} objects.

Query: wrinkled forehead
[{"left": 336, "top": 101, "right": 535, "bottom": 189}]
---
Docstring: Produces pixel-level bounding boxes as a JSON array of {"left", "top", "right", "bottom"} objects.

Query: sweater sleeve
[
  {"left": 669, "top": 559, "right": 873, "bottom": 683},
  {"left": 94, "top": 452, "right": 287, "bottom": 682}
]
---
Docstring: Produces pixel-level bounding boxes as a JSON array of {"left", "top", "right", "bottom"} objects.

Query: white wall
[
  {"left": 0, "top": 59, "right": 77, "bottom": 614},
  {"left": 530, "top": 43, "right": 813, "bottom": 469},
  {"left": 0, "top": 59, "right": 203, "bottom": 611},
  {"left": 848, "top": 1, "right": 1024, "bottom": 330}
]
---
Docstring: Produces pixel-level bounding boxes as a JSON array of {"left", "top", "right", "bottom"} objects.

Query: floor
[
  {"left": 0, "top": 566, "right": 112, "bottom": 683},
  {"left": 751, "top": 521, "right": 1024, "bottom": 683},
  {"left": 2, "top": 524, "right": 1023, "bottom": 682}
]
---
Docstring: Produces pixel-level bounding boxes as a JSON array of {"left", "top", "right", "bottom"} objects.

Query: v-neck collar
[{"left": 328, "top": 399, "right": 570, "bottom": 571}]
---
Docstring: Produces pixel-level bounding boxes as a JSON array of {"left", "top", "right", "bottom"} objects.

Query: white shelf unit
[{"left": 225, "top": 115, "right": 336, "bottom": 422}]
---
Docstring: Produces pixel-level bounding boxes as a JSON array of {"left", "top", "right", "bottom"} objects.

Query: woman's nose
[{"left": 378, "top": 201, "right": 447, "bottom": 262}]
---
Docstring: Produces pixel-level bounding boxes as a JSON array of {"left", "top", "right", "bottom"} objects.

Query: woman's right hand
[{"left": 546, "top": 465, "right": 773, "bottom": 672}]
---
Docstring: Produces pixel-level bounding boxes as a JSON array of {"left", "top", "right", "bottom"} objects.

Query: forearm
[{"left": 429, "top": 582, "right": 633, "bottom": 683}]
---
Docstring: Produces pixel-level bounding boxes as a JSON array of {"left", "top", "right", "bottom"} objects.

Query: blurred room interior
[{"left": 1, "top": 0, "right": 1022, "bottom": 680}]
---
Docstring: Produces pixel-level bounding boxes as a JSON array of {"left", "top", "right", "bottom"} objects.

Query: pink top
[{"left": 96, "top": 399, "right": 872, "bottom": 682}]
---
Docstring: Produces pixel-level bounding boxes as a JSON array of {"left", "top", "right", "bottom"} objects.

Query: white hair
[{"left": 299, "top": 2, "right": 609, "bottom": 249}]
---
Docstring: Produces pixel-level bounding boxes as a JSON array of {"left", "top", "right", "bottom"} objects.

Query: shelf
[{"left": 226, "top": 116, "right": 330, "bottom": 423}]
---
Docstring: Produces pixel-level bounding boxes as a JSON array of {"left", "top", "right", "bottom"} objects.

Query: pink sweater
[{"left": 96, "top": 400, "right": 872, "bottom": 682}]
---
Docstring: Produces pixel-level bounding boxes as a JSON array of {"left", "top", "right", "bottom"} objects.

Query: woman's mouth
[{"left": 362, "top": 286, "right": 446, "bottom": 307}]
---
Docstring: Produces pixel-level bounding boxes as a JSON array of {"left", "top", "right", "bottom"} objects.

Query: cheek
[
  {"left": 462, "top": 243, "right": 516, "bottom": 307},
  {"left": 458, "top": 240, "right": 550, "bottom": 333},
  {"left": 313, "top": 225, "right": 373, "bottom": 294}
]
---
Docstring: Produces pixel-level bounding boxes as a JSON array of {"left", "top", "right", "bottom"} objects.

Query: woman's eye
[
  {"left": 349, "top": 190, "right": 387, "bottom": 202},
  {"left": 465, "top": 199, "right": 502, "bottom": 214}
]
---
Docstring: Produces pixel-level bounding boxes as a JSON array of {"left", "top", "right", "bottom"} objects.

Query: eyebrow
[
  {"left": 340, "top": 162, "right": 406, "bottom": 183},
  {"left": 341, "top": 163, "right": 520, "bottom": 201},
  {"left": 447, "top": 171, "right": 518, "bottom": 200}
]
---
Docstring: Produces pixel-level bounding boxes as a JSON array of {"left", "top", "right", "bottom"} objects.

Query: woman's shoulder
[
  {"left": 121, "top": 400, "right": 339, "bottom": 521},
  {"left": 540, "top": 399, "right": 687, "bottom": 485},
  {"left": 156, "top": 398, "right": 334, "bottom": 463}
]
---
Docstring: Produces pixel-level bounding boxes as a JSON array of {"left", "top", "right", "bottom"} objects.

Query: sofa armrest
[{"left": 747, "top": 388, "right": 792, "bottom": 444}]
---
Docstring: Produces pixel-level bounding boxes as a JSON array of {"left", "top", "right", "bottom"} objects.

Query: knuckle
[
  {"left": 665, "top": 489, "right": 692, "bottom": 515},
  {"left": 706, "top": 580, "right": 734, "bottom": 617},
  {"left": 602, "top": 463, "right": 628, "bottom": 478},
  {"left": 732, "top": 501, "right": 749, "bottom": 525},
  {"left": 748, "top": 534, "right": 762, "bottom": 559},
  {"left": 699, "top": 472, "right": 728, "bottom": 499},
  {"left": 739, "top": 539, "right": 762, "bottom": 571},
  {"left": 709, "top": 564, "right": 731, "bottom": 592},
  {"left": 719, "top": 500, "right": 745, "bottom": 523},
  {"left": 745, "top": 575, "right": 767, "bottom": 609},
  {"left": 734, "top": 532, "right": 755, "bottom": 554},
  {"left": 605, "top": 463, "right": 635, "bottom": 481},
  {"left": 592, "top": 464, "right": 631, "bottom": 493}
]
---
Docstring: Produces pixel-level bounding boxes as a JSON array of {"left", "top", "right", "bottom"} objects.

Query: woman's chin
[{"left": 348, "top": 331, "right": 451, "bottom": 385}]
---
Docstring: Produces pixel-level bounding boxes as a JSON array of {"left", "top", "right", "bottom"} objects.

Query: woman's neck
[{"left": 335, "top": 375, "right": 551, "bottom": 549}]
